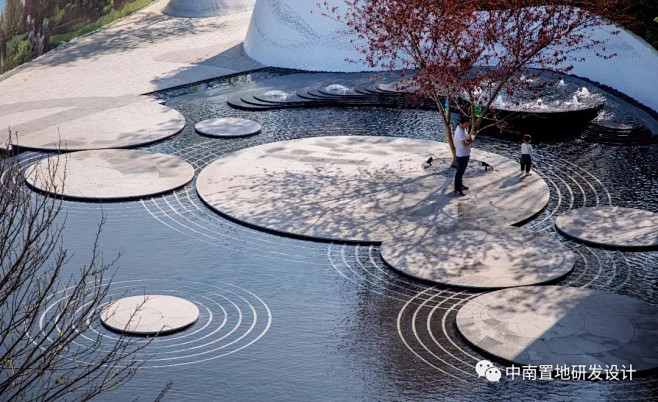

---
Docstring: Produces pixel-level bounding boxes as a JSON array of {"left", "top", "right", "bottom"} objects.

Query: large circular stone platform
[
  {"left": 380, "top": 226, "right": 574, "bottom": 288},
  {"left": 555, "top": 206, "right": 658, "bottom": 248},
  {"left": 195, "top": 117, "right": 261, "bottom": 137},
  {"left": 25, "top": 149, "right": 195, "bottom": 200},
  {"left": 456, "top": 286, "right": 658, "bottom": 372},
  {"left": 8, "top": 99, "right": 185, "bottom": 151},
  {"left": 196, "top": 136, "right": 549, "bottom": 242},
  {"left": 101, "top": 295, "right": 199, "bottom": 336}
]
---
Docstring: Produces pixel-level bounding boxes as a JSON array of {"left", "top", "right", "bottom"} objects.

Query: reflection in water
[{"left": 18, "top": 72, "right": 656, "bottom": 400}]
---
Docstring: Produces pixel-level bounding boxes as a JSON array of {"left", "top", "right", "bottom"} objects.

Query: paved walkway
[
  {"left": 196, "top": 136, "right": 550, "bottom": 242},
  {"left": 0, "top": 0, "right": 261, "bottom": 145}
]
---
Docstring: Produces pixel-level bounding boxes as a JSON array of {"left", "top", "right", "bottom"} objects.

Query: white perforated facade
[
  {"left": 243, "top": 0, "right": 658, "bottom": 112},
  {"left": 244, "top": 0, "right": 368, "bottom": 72}
]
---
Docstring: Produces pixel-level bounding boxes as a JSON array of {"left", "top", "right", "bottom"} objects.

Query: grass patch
[{"left": 50, "top": 0, "right": 154, "bottom": 48}]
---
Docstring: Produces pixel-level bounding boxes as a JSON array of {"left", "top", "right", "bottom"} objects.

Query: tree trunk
[
  {"left": 433, "top": 98, "right": 457, "bottom": 167},
  {"left": 444, "top": 121, "right": 457, "bottom": 167}
]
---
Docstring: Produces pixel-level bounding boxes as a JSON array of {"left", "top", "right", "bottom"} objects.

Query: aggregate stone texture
[
  {"left": 456, "top": 286, "right": 658, "bottom": 372},
  {"left": 196, "top": 136, "right": 550, "bottom": 242},
  {"left": 7, "top": 98, "right": 185, "bottom": 151},
  {"left": 195, "top": 117, "right": 261, "bottom": 137},
  {"left": 380, "top": 225, "right": 575, "bottom": 288},
  {"left": 25, "top": 149, "right": 195, "bottom": 201},
  {"left": 101, "top": 295, "right": 200, "bottom": 335},
  {"left": 555, "top": 206, "right": 658, "bottom": 248}
]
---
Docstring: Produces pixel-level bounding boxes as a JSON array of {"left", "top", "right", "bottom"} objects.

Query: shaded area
[
  {"left": 163, "top": 0, "right": 255, "bottom": 18},
  {"left": 24, "top": 149, "right": 195, "bottom": 200},
  {"left": 196, "top": 136, "right": 549, "bottom": 243},
  {"left": 556, "top": 206, "right": 658, "bottom": 249},
  {"left": 3, "top": 97, "right": 185, "bottom": 151},
  {"left": 380, "top": 225, "right": 575, "bottom": 288},
  {"left": 456, "top": 286, "right": 658, "bottom": 372}
]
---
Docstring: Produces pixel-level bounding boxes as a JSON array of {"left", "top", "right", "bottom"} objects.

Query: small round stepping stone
[
  {"left": 555, "top": 206, "right": 658, "bottom": 248},
  {"left": 195, "top": 117, "right": 261, "bottom": 137},
  {"left": 456, "top": 286, "right": 658, "bottom": 372},
  {"left": 24, "top": 149, "right": 194, "bottom": 201},
  {"left": 101, "top": 295, "right": 199, "bottom": 336},
  {"left": 381, "top": 226, "right": 574, "bottom": 288}
]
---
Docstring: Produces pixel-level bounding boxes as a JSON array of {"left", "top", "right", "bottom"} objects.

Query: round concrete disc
[
  {"left": 380, "top": 226, "right": 574, "bottom": 288},
  {"left": 195, "top": 117, "right": 261, "bottom": 137},
  {"left": 101, "top": 295, "right": 199, "bottom": 336},
  {"left": 456, "top": 286, "right": 658, "bottom": 372},
  {"left": 196, "top": 136, "right": 549, "bottom": 242},
  {"left": 25, "top": 149, "right": 195, "bottom": 201},
  {"left": 9, "top": 99, "right": 185, "bottom": 151},
  {"left": 556, "top": 207, "right": 658, "bottom": 248}
]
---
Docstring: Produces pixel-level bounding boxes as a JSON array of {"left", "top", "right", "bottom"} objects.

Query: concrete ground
[{"left": 0, "top": 0, "right": 261, "bottom": 147}]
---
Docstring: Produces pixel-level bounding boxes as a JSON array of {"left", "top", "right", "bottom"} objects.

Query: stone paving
[
  {"left": 7, "top": 98, "right": 185, "bottom": 151},
  {"left": 101, "top": 295, "right": 200, "bottom": 335},
  {"left": 196, "top": 136, "right": 550, "bottom": 242},
  {"left": 556, "top": 206, "right": 658, "bottom": 248},
  {"left": 380, "top": 225, "right": 575, "bottom": 288},
  {"left": 195, "top": 117, "right": 261, "bottom": 137},
  {"left": 456, "top": 286, "right": 658, "bottom": 372},
  {"left": 25, "top": 149, "right": 195, "bottom": 200},
  {"left": 2, "top": 0, "right": 655, "bottom": 370},
  {"left": 0, "top": 0, "right": 261, "bottom": 149}
]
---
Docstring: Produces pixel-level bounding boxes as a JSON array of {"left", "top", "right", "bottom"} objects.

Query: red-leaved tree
[{"left": 323, "top": 0, "right": 628, "bottom": 161}]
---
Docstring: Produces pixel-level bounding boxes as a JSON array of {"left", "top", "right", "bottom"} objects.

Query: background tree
[
  {"left": 0, "top": 136, "right": 150, "bottom": 400},
  {"left": 0, "top": 22, "right": 6, "bottom": 62},
  {"left": 327, "top": 0, "right": 628, "bottom": 162},
  {"left": 1, "top": 0, "right": 24, "bottom": 40}
]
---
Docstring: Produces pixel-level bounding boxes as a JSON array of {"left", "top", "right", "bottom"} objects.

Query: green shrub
[
  {"left": 4, "top": 34, "right": 36, "bottom": 70},
  {"left": 50, "top": 0, "right": 153, "bottom": 48}
]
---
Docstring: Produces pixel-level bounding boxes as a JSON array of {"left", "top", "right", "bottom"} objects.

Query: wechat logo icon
[{"left": 475, "top": 360, "right": 501, "bottom": 382}]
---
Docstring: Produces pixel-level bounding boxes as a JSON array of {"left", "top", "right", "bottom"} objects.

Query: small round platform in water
[
  {"left": 380, "top": 226, "right": 574, "bottom": 288},
  {"left": 195, "top": 117, "right": 261, "bottom": 137},
  {"left": 555, "top": 206, "right": 658, "bottom": 248},
  {"left": 456, "top": 286, "right": 658, "bottom": 372},
  {"left": 101, "top": 295, "right": 199, "bottom": 335},
  {"left": 24, "top": 149, "right": 195, "bottom": 201}
]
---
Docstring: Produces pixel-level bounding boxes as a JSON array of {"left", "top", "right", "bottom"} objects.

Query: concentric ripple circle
[{"left": 36, "top": 280, "right": 271, "bottom": 369}]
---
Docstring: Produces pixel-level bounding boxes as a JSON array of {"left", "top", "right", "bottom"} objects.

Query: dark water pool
[{"left": 16, "top": 72, "right": 658, "bottom": 401}]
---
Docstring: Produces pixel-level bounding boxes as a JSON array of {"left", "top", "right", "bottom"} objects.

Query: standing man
[{"left": 453, "top": 115, "right": 474, "bottom": 196}]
